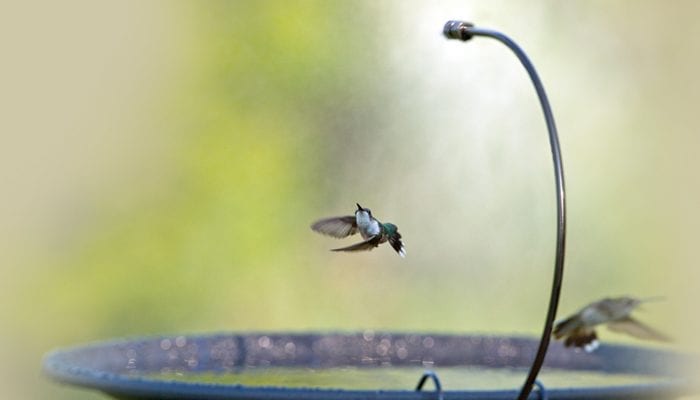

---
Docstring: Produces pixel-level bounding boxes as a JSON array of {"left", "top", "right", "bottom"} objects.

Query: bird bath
[{"left": 43, "top": 332, "right": 693, "bottom": 399}]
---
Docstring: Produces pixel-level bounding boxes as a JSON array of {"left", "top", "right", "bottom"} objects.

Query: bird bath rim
[{"left": 43, "top": 332, "right": 694, "bottom": 400}]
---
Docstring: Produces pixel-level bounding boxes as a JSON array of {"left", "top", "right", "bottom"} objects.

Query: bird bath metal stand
[
  {"left": 43, "top": 21, "right": 693, "bottom": 400},
  {"left": 441, "top": 20, "right": 567, "bottom": 400}
]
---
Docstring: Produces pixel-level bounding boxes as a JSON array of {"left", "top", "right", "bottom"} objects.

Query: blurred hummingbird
[
  {"left": 311, "top": 203, "right": 405, "bottom": 257},
  {"left": 553, "top": 296, "right": 670, "bottom": 352}
]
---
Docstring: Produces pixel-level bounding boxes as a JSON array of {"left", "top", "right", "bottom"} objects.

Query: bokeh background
[{"left": 2, "top": 1, "right": 699, "bottom": 399}]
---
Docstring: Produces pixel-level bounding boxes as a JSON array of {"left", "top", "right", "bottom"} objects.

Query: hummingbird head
[
  {"left": 356, "top": 203, "right": 371, "bottom": 216},
  {"left": 615, "top": 296, "right": 650, "bottom": 314},
  {"left": 624, "top": 297, "right": 642, "bottom": 308}
]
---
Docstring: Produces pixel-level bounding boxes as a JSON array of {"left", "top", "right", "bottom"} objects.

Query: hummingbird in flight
[
  {"left": 311, "top": 203, "right": 405, "bottom": 257},
  {"left": 553, "top": 296, "right": 670, "bottom": 352}
]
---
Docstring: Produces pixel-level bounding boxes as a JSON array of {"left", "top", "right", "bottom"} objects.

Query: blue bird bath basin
[{"left": 43, "top": 332, "right": 695, "bottom": 399}]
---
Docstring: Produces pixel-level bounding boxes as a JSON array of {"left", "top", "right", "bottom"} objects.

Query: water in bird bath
[{"left": 147, "top": 366, "right": 665, "bottom": 390}]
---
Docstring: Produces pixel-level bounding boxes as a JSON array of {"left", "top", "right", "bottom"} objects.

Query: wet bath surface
[{"left": 148, "top": 366, "right": 665, "bottom": 390}]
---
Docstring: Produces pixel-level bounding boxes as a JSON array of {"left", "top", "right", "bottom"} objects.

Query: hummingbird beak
[
  {"left": 356, "top": 203, "right": 364, "bottom": 211},
  {"left": 635, "top": 296, "right": 665, "bottom": 312},
  {"left": 639, "top": 296, "right": 666, "bottom": 303}
]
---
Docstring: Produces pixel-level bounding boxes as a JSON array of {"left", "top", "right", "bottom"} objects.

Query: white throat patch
[{"left": 356, "top": 210, "right": 380, "bottom": 236}]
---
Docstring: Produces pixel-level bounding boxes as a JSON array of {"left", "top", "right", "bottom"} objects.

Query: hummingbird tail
[
  {"left": 389, "top": 235, "right": 405, "bottom": 258},
  {"left": 554, "top": 315, "right": 599, "bottom": 352},
  {"left": 562, "top": 329, "right": 599, "bottom": 352}
]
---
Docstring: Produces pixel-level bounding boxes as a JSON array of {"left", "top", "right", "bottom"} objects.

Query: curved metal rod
[
  {"left": 415, "top": 370, "right": 444, "bottom": 400},
  {"left": 533, "top": 380, "right": 549, "bottom": 400},
  {"left": 443, "top": 21, "right": 567, "bottom": 400}
]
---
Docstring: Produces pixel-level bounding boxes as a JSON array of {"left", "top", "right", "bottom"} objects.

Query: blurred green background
[{"left": 2, "top": 1, "right": 699, "bottom": 399}]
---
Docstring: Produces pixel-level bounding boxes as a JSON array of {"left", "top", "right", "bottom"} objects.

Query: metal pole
[{"left": 443, "top": 21, "right": 567, "bottom": 400}]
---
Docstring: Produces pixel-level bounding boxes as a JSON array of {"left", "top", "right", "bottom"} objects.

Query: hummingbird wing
[
  {"left": 311, "top": 216, "right": 358, "bottom": 238},
  {"left": 330, "top": 235, "right": 382, "bottom": 252},
  {"left": 607, "top": 317, "right": 671, "bottom": 342}
]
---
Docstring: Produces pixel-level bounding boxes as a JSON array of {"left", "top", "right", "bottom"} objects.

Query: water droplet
[
  {"left": 175, "top": 336, "right": 187, "bottom": 348},
  {"left": 397, "top": 347, "right": 409, "bottom": 359},
  {"left": 160, "top": 339, "right": 172, "bottom": 350},
  {"left": 258, "top": 336, "right": 271, "bottom": 349},
  {"left": 284, "top": 342, "right": 296, "bottom": 355}
]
